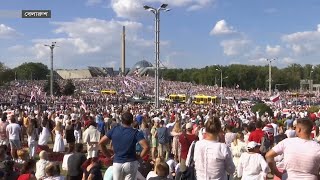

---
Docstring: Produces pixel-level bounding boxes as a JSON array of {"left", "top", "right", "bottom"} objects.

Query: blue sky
[{"left": 1, "top": 0, "right": 320, "bottom": 69}]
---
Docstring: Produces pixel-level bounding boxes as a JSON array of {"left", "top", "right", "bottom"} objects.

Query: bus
[
  {"left": 192, "top": 94, "right": 217, "bottom": 105},
  {"left": 101, "top": 90, "right": 117, "bottom": 95},
  {"left": 167, "top": 94, "right": 187, "bottom": 103}
]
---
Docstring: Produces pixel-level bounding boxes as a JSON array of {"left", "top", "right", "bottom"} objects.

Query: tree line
[
  {"left": 160, "top": 64, "right": 317, "bottom": 91},
  {"left": 0, "top": 62, "right": 75, "bottom": 96},
  {"left": 0, "top": 61, "right": 318, "bottom": 91}
]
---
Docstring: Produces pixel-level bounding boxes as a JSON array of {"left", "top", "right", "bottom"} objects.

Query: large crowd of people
[{"left": 0, "top": 76, "right": 319, "bottom": 180}]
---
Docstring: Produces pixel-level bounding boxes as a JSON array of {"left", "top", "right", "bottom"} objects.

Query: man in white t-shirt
[
  {"left": 266, "top": 118, "right": 320, "bottom": 180},
  {"left": 6, "top": 115, "right": 22, "bottom": 159}
]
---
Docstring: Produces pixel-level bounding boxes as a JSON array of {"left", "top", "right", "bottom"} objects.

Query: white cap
[{"left": 247, "top": 141, "right": 261, "bottom": 150}]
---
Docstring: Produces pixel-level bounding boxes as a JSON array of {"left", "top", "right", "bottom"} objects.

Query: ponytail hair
[{"left": 205, "top": 116, "right": 222, "bottom": 135}]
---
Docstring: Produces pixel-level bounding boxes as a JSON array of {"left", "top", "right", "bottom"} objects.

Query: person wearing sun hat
[{"left": 237, "top": 141, "right": 269, "bottom": 180}]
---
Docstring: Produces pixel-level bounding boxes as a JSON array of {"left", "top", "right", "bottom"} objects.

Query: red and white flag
[
  {"left": 270, "top": 93, "right": 280, "bottom": 102},
  {"left": 80, "top": 100, "right": 87, "bottom": 112}
]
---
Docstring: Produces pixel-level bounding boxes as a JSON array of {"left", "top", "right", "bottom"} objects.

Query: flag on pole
[
  {"left": 270, "top": 93, "right": 280, "bottom": 102},
  {"left": 80, "top": 100, "right": 87, "bottom": 112}
]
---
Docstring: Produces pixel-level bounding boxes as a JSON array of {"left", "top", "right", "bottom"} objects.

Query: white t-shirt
[
  {"left": 6, "top": 123, "right": 21, "bottom": 140},
  {"left": 272, "top": 137, "right": 320, "bottom": 179},
  {"left": 237, "top": 152, "right": 269, "bottom": 180}
]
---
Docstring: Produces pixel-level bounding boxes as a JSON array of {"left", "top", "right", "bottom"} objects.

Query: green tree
[
  {"left": 15, "top": 62, "right": 49, "bottom": 80},
  {"left": 43, "top": 79, "right": 61, "bottom": 96},
  {"left": 0, "top": 62, "right": 15, "bottom": 85},
  {"left": 63, "top": 80, "right": 76, "bottom": 96},
  {"left": 251, "top": 103, "right": 273, "bottom": 117}
]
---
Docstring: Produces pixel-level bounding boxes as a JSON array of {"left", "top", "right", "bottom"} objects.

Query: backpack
[
  {"left": 158, "top": 127, "right": 168, "bottom": 145},
  {"left": 260, "top": 133, "right": 271, "bottom": 154}
]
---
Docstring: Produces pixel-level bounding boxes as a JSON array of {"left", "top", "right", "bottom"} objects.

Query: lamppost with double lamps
[
  {"left": 44, "top": 42, "right": 57, "bottom": 97},
  {"left": 143, "top": 4, "right": 170, "bottom": 109},
  {"left": 216, "top": 67, "right": 223, "bottom": 104}
]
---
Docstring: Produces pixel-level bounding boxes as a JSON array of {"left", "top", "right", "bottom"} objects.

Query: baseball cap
[
  {"left": 247, "top": 141, "right": 261, "bottom": 150},
  {"left": 186, "top": 122, "right": 193, "bottom": 129}
]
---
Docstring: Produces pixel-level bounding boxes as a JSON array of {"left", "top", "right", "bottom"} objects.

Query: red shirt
[
  {"left": 179, "top": 133, "right": 198, "bottom": 159},
  {"left": 248, "top": 128, "right": 264, "bottom": 143}
]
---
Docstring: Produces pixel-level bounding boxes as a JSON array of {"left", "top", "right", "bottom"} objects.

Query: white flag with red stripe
[{"left": 270, "top": 93, "right": 280, "bottom": 102}]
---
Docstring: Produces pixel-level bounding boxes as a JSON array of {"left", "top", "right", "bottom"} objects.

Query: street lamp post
[
  {"left": 267, "top": 59, "right": 275, "bottom": 96},
  {"left": 309, "top": 66, "right": 314, "bottom": 106},
  {"left": 144, "top": 4, "right": 170, "bottom": 109},
  {"left": 44, "top": 42, "right": 57, "bottom": 97},
  {"left": 216, "top": 67, "right": 223, "bottom": 104}
]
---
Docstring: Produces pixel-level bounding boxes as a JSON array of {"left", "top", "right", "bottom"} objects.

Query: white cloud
[
  {"left": 210, "top": 20, "right": 236, "bottom": 36},
  {"left": 220, "top": 39, "right": 250, "bottom": 56},
  {"left": 110, "top": 0, "right": 216, "bottom": 19},
  {"left": 265, "top": 45, "right": 281, "bottom": 57},
  {"left": 282, "top": 24, "right": 320, "bottom": 56},
  {"left": 0, "top": 24, "right": 20, "bottom": 39},
  {"left": 5, "top": 18, "right": 171, "bottom": 69}
]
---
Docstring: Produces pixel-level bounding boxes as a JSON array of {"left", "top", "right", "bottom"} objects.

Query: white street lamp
[
  {"left": 216, "top": 67, "right": 223, "bottom": 104},
  {"left": 44, "top": 42, "right": 57, "bottom": 97},
  {"left": 144, "top": 4, "right": 170, "bottom": 109}
]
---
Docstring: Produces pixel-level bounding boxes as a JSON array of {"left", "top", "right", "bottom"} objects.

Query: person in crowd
[
  {"left": 62, "top": 144, "right": 74, "bottom": 172},
  {"left": 99, "top": 111, "right": 149, "bottom": 180},
  {"left": 43, "top": 163, "right": 65, "bottom": 180},
  {"left": 237, "top": 141, "right": 269, "bottom": 180},
  {"left": 17, "top": 159, "right": 36, "bottom": 180},
  {"left": 15, "top": 149, "right": 28, "bottom": 167},
  {"left": 38, "top": 120, "right": 51, "bottom": 148},
  {"left": 177, "top": 122, "right": 198, "bottom": 179},
  {"left": 170, "top": 121, "right": 182, "bottom": 162},
  {"left": 3, "top": 160, "right": 19, "bottom": 180},
  {"left": 35, "top": 150, "right": 50, "bottom": 180},
  {"left": 149, "top": 161, "right": 172, "bottom": 180},
  {"left": 146, "top": 157, "right": 163, "bottom": 179},
  {"left": 52, "top": 121, "right": 65, "bottom": 153},
  {"left": 83, "top": 119, "right": 101, "bottom": 159},
  {"left": 73, "top": 118, "right": 82, "bottom": 143},
  {"left": 248, "top": 121, "right": 264, "bottom": 144},
  {"left": 0, "top": 113, "right": 8, "bottom": 146},
  {"left": 192, "top": 117, "right": 235, "bottom": 179},
  {"left": 67, "top": 143, "right": 87, "bottom": 180},
  {"left": 230, "top": 132, "right": 247, "bottom": 179},
  {"left": 64, "top": 120, "right": 75, "bottom": 150},
  {"left": 151, "top": 118, "right": 159, "bottom": 161},
  {"left": 82, "top": 157, "right": 103, "bottom": 180},
  {"left": 6, "top": 115, "right": 22, "bottom": 160},
  {"left": 26, "top": 119, "right": 38, "bottom": 159},
  {"left": 266, "top": 118, "right": 320, "bottom": 179},
  {"left": 225, "top": 124, "right": 236, "bottom": 147},
  {"left": 157, "top": 120, "right": 170, "bottom": 160}
]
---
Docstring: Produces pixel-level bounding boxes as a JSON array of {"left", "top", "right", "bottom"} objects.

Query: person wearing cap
[
  {"left": 266, "top": 118, "right": 320, "bottom": 180},
  {"left": 237, "top": 141, "right": 269, "bottom": 180}
]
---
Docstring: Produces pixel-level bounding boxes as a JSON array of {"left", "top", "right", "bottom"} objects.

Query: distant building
[
  {"left": 56, "top": 69, "right": 92, "bottom": 79},
  {"left": 127, "top": 60, "right": 154, "bottom": 76},
  {"left": 54, "top": 60, "right": 156, "bottom": 79}
]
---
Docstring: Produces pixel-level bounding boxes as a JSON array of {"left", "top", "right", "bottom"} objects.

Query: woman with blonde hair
[
  {"left": 192, "top": 117, "right": 235, "bottom": 179},
  {"left": 171, "top": 120, "right": 182, "bottom": 161},
  {"left": 52, "top": 121, "right": 65, "bottom": 152},
  {"left": 230, "top": 132, "right": 247, "bottom": 180},
  {"left": 151, "top": 118, "right": 160, "bottom": 161}
]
